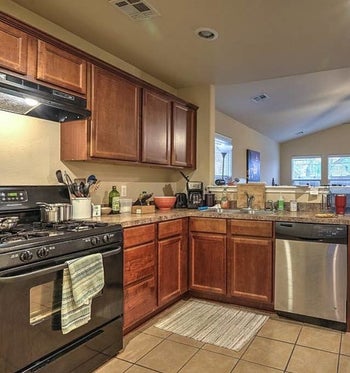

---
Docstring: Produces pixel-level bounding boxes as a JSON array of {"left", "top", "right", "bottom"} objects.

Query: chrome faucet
[{"left": 245, "top": 192, "right": 255, "bottom": 209}]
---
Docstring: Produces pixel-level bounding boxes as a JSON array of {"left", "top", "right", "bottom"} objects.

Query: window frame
[
  {"left": 291, "top": 156, "right": 322, "bottom": 186},
  {"left": 214, "top": 133, "right": 233, "bottom": 183}
]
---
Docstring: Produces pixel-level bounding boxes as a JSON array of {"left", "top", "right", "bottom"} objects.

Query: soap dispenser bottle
[{"left": 277, "top": 194, "right": 284, "bottom": 211}]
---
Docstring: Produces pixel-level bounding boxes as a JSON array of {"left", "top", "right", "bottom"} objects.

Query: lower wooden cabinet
[
  {"left": 123, "top": 224, "right": 157, "bottom": 331},
  {"left": 124, "top": 276, "right": 157, "bottom": 329},
  {"left": 158, "top": 219, "right": 188, "bottom": 307},
  {"left": 228, "top": 219, "right": 273, "bottom": 305},
  {"left": 189, "top": 218, "right": 227, "bottom": 295}
]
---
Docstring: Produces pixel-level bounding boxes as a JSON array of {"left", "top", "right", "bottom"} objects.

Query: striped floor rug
[{"left": 155, "top": 299, "right": 268, "bottom": 351}]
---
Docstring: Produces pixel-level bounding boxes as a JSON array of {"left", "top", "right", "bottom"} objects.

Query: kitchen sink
[{"left": 203, "top": 208, "right": 276, "bottom": 215}]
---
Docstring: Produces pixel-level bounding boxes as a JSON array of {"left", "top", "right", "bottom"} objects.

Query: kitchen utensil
[
  {"left": 133, "top": 192, "right": 153, "bottom": 206},
  {"left": 153, "top": 196, "right": 176, "bottom": 210},
  {"left": 36, "top": 202, "right": 72, "bottom": 222},
  {"left": 0, "top": 216, "right": 19, "bottom": 231},
  {"left": 56, "top": 170, "right": 65, "bottom": 184}
]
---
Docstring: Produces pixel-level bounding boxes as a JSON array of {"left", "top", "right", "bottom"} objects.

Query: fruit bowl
[{"left": 153, "top": 196, "right": 176, "bottom": 211}]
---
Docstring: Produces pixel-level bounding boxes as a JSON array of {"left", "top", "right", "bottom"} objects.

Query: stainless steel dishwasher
[{"left": 275, "top": 221, "right": 347, "bottom": 331}]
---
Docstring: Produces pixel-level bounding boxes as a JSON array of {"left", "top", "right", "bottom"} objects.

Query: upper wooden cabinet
[
  {"left": 171, "top": 102, "right": 197, "bottom": 168},
  {"left": 0, "top": 21, "right": 28, "bottom": 74},
  {"left": 0, "top": 15, "right": 197, "bottom": 169},
  {"left": 90, "top": 65, "right": 141, "bottom": 161},
  {"left": 142, "top": 89, "right": 171, "bottom": 165},
  {"left": 36, "top": 41, "right": 87, "bottom": 95}
]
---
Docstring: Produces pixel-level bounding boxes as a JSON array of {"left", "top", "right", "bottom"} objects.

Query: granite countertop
[{"left": 95, "top": 208, "right": 350, "bottom": 227}]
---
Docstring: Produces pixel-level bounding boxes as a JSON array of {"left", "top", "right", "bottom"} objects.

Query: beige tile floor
[{"left": 95, "top": 300, "right": 350, "bottom": 373}]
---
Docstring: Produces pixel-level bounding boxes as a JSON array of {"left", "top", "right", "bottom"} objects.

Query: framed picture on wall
[{"left": 246, "top": 149, "right": 261, "bottom": 182}]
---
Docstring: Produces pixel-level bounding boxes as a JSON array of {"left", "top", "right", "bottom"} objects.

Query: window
[
  {"left": 214, "top": 134, "right": 232, "bottom": 183},
  {"left": 291, "top": 156, "right": 321, "bottom": 186},
  {"left": 328, "top": 156, "right": 350, "bottom": 185}
]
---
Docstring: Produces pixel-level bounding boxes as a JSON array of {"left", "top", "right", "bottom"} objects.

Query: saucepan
[
  {"left": 0, "top": 216, "right": 19, "bottom": 231},
  {"left": 37, "top": 202, "right": 72, "bottom": 223}
]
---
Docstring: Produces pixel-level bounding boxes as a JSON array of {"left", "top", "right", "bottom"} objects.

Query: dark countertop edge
[{"left": 95, "top": 209, "right": 350, "bottom": 228}]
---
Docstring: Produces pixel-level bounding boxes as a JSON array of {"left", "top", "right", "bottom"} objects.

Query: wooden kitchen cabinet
[
  {"left": 0, "top": 21, "right": 29, "bottom": 75},
  {"left": 61, "top": 65, "right": 141, "bottom": 161},
  {"left": 142, "top": 89, "right": 172, "bottom": 165},
  {"left": 158, "top": 218, "right": 188, "bottom": 306},
  {"left": 123, "top": 224, "right": 157, "bottom": 331},
  {"left": 228, "top": 219, "right": 273, "bottom": 306},
  {"left": 36, "top": 41, "right": 87, "bottom": 94},
  {"left": 189, "top": 218, "right": 227, "bottom": 295},
  {"left": 90, "top": 65, "right": 141, "bottom": 161},
  {"left": 171, "top": 102, "right": 197, "bottom": 168}
]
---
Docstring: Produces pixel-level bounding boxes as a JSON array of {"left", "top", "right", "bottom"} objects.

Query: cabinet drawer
[
  {"left": 230, "top": 219, "right": 272, "bottom": 237},
  {"left": 124, "top": 242, "right": 155, "bottom": 286},
  {"left": 190, "top": 217, "right": 226, "bottom": 234},
  {"left": 124, "top": 224, "right": 155, "bottom": 248},
  {"left": 158, "top": 218, "right": 183, "bottom": 239},
  {"left": 124, "top": 276, "right": 157, "bottom": 329}
]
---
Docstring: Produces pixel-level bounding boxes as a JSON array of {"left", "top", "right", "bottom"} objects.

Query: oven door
[{"left": 0, "top": 244, "right": 123, "bottom": 373}]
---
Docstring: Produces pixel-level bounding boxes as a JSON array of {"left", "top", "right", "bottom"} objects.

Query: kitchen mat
[{"left": 155, "top": 299, "right": 268, "bottom": 351}]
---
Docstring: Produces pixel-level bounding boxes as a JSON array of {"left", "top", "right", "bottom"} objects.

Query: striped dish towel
[{"left": 61, "top": 253, "right": 104, "bottom": 334}]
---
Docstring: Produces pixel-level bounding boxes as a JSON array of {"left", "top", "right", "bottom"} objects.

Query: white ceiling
[{"left": 10, "top": 0, "right": 350, "bottom": 142}]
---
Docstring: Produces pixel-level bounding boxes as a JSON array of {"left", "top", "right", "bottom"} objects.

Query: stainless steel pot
[
  {"left": 37, "top": 202, "right": 72, "bottom": 223},
  {"left": 0, "top": 216, "right": 19, "bottom": 231}
]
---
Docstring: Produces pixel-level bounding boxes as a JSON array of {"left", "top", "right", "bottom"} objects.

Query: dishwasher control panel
[{"left": 275, "top": 222, "right": 347, "bottom": 243}]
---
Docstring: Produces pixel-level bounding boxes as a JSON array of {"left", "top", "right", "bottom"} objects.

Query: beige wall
[
  {"left": 215, "top": 111, "right": 280, "bottom": 185},
  {"left": 280, "top": 123, "right": 350, "bottom": 185}
]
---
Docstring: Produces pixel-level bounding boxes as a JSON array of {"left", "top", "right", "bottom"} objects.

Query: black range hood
[{"left": 0, "top": 71, "right": 91, "bottom": 122}]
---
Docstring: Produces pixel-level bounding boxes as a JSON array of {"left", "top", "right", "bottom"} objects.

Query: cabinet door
[
  {"left": 171, "top": 102, "right": 196, "bottom": 168},
  {"left": 142, "top": 89, "right": 171, "bottom": 165},
  {"left": 0, "top": 22, "right": 28, "bottom": 74},
  {"left": 37, "top": 41, "right": 87, "bottom": 94},
  {"left": 189, "top": 232, "right": 226, "bottom": 294},
  {"left": 228, "top": 236, "right": 273, "bottom": 304},
  {"left": 90, "top": 66, "right": 141, "bottom": 161},
  {"left": 124, "top": 276, "right": 157, "bottom": 330},
  {"left": 158, "top": 236, "right": 182, "bottom": 306}
]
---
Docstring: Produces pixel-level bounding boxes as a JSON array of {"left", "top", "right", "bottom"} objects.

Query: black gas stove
[{"left": 0, "top": 185, "right": 122, "bottom": 271}]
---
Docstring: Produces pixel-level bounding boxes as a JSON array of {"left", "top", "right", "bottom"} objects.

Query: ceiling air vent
[
  {"left": 250, "top": 93, "right": 270, "bottom": 103},
  {"left": 109, "top": 0, "right": 160, "bottom": 21}
]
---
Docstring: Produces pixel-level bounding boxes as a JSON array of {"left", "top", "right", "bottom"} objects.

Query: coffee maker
[
  {"left": 179, "top": 171, "right": 203, "bottom": 209},
  {"left": 187, "top": 181, "right": 203, "bottom": 209}
]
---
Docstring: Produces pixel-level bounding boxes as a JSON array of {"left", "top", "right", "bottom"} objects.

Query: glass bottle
[
  {"left": 111, "top": 186, "right": 120, "bottom": 214},
  {"left": 109, "top": 186, "right": 118, "bottom": 208}
]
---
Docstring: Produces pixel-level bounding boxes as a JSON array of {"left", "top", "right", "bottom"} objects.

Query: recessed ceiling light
[
  {"left": 296, "top": 130, "right": 304, "bottom": 136},
  {"left": 195, "top": 27, "right": 218, "bottom": 40}
]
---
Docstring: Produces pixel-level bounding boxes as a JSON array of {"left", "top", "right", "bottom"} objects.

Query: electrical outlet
[{"left": 121, "top": 185, "right": 127, "bottom": 197}]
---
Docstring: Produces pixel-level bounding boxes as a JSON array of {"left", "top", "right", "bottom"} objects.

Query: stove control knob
[
  {"left": 102, "top": 234, "right": 111, "bottom": 243},
  {"left": 20, "top": 250, "right": 33, "bottom": 262},
  {"left": 90, "top": 236, "right": 100, "bottom": 246},
  {"left": 37, "top": 247, "right": 49, "bottom": 258}
]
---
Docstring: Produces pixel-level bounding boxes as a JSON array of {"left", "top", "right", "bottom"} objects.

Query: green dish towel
[{"left": 61, "top": 253, "right": 104, "bottom": 334}]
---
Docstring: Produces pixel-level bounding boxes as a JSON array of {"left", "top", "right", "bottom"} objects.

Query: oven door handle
[{"left": 0, "top": 246, "right": 122, "bottom": 282}]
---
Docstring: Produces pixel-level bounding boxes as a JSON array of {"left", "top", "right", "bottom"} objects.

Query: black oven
[{"left": 0, "top": 186, "right": 124, "bottom": 373}]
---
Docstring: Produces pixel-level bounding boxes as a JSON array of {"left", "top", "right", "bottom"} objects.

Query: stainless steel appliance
[
  {"left": 0, "top": 186, "right": 123, "bottom": 373},
  {"left": 0, "top": 72, "right": 91, "bottom": 122},
  {"left": 275, "top": 221, "right": 347, "bottom": 331}
]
